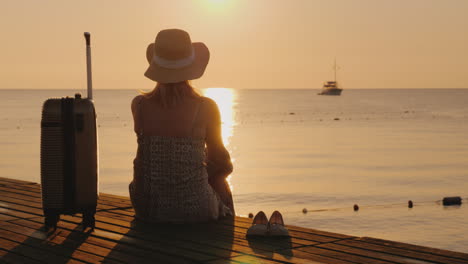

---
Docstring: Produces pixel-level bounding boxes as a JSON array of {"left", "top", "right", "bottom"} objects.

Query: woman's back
[
  {"left": 134, "top": 95, "right": 205, "bottom": 138},
  {"left": 130, "top": 93, "right": 233, "bottom": 223}
]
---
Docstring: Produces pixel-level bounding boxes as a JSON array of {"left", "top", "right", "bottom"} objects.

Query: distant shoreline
[{"left": 0, "top": 88, "right": 468, "bottom": 91}]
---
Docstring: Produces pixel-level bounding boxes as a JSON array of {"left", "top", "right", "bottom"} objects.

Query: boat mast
[{"left": 334, "top": 58, "right": 337, "bottom": 83}]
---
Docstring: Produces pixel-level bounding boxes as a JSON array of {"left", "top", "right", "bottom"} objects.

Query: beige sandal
[
  {"left": 246, "top": 211, "right": 269, "bottom": 237},
  {"left": 268, "top": 211, "right": 289, "bottom": 237}
]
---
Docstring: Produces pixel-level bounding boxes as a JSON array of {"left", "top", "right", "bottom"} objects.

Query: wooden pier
[{"left": 1, "top": 177, "right": 467, "bottom": 264}]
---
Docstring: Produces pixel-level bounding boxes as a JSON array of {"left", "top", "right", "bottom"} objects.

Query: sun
[
  {"left": 201, "top": 0, "right": 236, "bottom": 14},
  {"left": 205, "top": 0, "right": 229, "bottom": 10},
  {"left": 208, "top": 0, "right": 227, "bottom": 4}
]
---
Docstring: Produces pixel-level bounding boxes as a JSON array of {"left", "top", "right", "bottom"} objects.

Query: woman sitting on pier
[{"left": 129, "top": 29, "right": 234, "bottom": 223}]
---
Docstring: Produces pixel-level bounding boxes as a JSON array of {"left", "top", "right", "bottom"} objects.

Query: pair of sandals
[{"left": 246, "top": 211, "right": 289, "bottom": 237}]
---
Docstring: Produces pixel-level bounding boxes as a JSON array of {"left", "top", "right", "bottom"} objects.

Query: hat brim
[{"left": 144, "top": 42, "right": 210, "bottom": 83}]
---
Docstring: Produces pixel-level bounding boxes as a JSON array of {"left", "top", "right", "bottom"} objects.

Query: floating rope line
[{"left": 293, "top": 198, "right": 464, "bottom": 215}]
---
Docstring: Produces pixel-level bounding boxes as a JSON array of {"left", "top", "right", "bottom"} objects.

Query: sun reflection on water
[
  {"left": 202, "top": 88, "right": 236, "bottom": 146},
  {"left": 202, "top": 88, "right": 236, "bottom": 192}
]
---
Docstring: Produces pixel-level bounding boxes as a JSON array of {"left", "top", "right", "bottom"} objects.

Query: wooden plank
[
  {"left": 0, "top": 177, "right": 38, "bottom": 185},
  {"left": 0, "top": 208, "right": 38, "bottom": 220},
  {"left": 1, "top": 180, "right": 294, "bottom": 264},
  {"left": 0, "top": 229, "right": 114, "bottom": 264},
  {"left": 292, "top": 245, "right": 395, "bottom": 264},
  {"left": 228, "top": 216, "right": 355, "bottom": 240},
  {"left": 359, "top": 237, "right": 468, "bottom": 261},
  {"left": 0, "top": 248, "right": 43, "bottom": 264},
  {"left": 0, "top": 177, "right": 120, "bottom": 210},
  {"left": 0, "top": 203, "right": 372, "bottom": 263},
  {"left": 96, "top": 193, "right": 355, "bottom": 241},
  {"left": 98, "top": 197, "right": 355, "bottom": 242},
  {"left": 0, "top": 228, "right": 119, "bottom": 264},
  {"left": 0, "top": 182, "right": 133, "bottom": 214},
  {"left": 88, "top": 210, "right": 345, "bottom": 264},
  {"left": 0, "top": 190, "right": 41, "bottom": 204},
  {"left": 318, "top": 242, "right": 439, "bottom": 264},
  {"left": 0, "top": 184, "right": 40, "bottom": 196},
  {"left": 96, "top": 210, "right": 316, "bottom": 249},
  {"left": 0, "top": 180, "right": 353, "bottom": 244},
  {"left": 60, "top": 215, "right": 240, "bottom": 262},
  {"left": 2, "top": 177, "right": 468, "bottom": 264},
  {"left": 207, "top": 254, "right": 289, "bottom": 264},
  {"left": 0, "top": 197, "right": 243, "bottom": 262},
  {"left": 0, "top": 213, "right": 17, "bottom": 222},
  {"left": 0, "top": 186, "right": 41, "bottom": 200},
  {"left": 0, "top": 234, "right": 87, "bottom": 263},
  {"left": 335, "top": 239, "right": 468, "bottom": 264},
  {"left": 219, "top": 218, "right": 344, "bottom": 244},
  {"left": 69, "top": 218, "right": 229, "bottom": 262},
  {"left": 0, "top": 187, "right": 133, "bottom": 215},
  {"left": 274, "top": 247, "right": 356, "bottom": 264},
  {"left": 59, "top": 214, "right": 330, "bottom": 264},
  {"left": 1, "top": 220, "right": 188, "bottom": 264},
  {"left": 11, "top": 218, "right": 198, "bottom": 263},
  {"left": 0, "top": 200, "right": 43, "bottom": 217},
  {"left": 0, "top": 192, "right": 320, "bottom": 251},
  {"left": 0, "top": 185, "right": 134, "bottom": 216},
  {"left": 95, "top": 208, "right": 338, "bottom": 248}
]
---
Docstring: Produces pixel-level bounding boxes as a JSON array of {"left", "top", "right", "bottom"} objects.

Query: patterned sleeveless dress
[{"left": 129, "top": 98, "right": 231, "bottom": 223}]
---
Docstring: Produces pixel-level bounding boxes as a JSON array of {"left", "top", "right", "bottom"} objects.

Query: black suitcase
[{"left": 40, "top": 32, "right": 98, "bottom": 230}]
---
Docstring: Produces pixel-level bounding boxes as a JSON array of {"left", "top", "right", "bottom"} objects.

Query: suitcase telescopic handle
[{"left": 84, "top": 32, "right": 93, "bottom": 100}]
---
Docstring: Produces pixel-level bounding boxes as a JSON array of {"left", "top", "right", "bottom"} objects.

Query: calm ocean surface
[{"left": 1, "top": 88, "right": 468, "bottom": 253}]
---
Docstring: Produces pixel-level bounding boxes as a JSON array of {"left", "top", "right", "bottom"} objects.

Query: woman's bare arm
[
  {"left": 205, "top": 98, "right": 233, "bottom": 178},
  {"left": 131, "top": 95, "right": 144, "bottom": 134}
]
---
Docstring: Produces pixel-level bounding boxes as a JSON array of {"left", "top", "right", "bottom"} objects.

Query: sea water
[{"left": 1, "top": 88, "right": 467, "bottom": 253}]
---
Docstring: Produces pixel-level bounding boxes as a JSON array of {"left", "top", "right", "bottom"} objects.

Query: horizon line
[{"left": 1, "top": 87, "right": 468, "bottom": 90}]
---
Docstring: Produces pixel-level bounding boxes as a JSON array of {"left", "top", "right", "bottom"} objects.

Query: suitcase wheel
[
  {"left": 82, "top": 211, "right": 95, "bottom": 230},
  {"left": 44, "top": 212, "right": 60, "bottom": 231}
]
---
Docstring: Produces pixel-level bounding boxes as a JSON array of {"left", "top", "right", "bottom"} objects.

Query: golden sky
[{"left": 1, "top": 0, "right": 467, "bottom": 89}]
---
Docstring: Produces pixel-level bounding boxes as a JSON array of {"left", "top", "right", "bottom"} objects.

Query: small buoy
[
  {"left": 334, "top": 118, "right": 340, "bottom": 121},
  {"left": 289, "top": 112, "right": 295, "bottom": 115},
  {"left": 443, "top": 196, "right": 462, "bottom": 206},
  {"left": 319, "top": 119, "right": 323, "bottom": 122},
  {"left": 16, "top": 126, "right": 21, "bottom": 130},
  {"left": 123, "top": 123, "right": 127, "bottom": 127},
  {"left": 353, "top": 204, "right": 359, "bottom": 211},
  {"left": 404, "top": 111, "right": 410, "bottom": 114},
  {"left": 408, "top": 200, "right": 413, "bottom": 208},
  {"left": 248, "top": 213, "right": 254, "bottom": 218},
  {"left": 302, "top": 208, "right": 308, "bottom": 214}
]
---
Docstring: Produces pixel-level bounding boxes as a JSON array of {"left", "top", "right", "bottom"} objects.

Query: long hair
[{"left": 141, "top": 81, "right": 200, "bottom": 108}]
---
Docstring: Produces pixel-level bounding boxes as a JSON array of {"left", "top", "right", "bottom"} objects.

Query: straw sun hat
[{"left": 144, "top": 29, "right": 210, "bottom": 83}]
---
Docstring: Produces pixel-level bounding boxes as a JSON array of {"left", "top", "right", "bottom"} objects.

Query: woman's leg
[{"left": 209, "top": 178, "right": 235, "bottom": 215}]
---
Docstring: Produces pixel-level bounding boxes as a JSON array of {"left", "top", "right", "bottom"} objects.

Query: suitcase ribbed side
[{"left": 41, "top": 99, "right": 65, "bottom": 209}]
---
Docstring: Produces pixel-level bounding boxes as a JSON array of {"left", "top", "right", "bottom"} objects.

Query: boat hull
[{"left": 318, "top": 88, "right": 342, "bottom": 96}]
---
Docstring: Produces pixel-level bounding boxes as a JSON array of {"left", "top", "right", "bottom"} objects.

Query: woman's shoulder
[
  {"left": 131, "top": 95, "right": 146, "bottom": 113},
  {"left": 199, "top": 96, "right": 221, "bottom": 122},
  {"left": 132, "top": 94, "right": 145, "bottom": 104},
  {"left": 199, "top": 96, "right": 218, "bottom": 109}
]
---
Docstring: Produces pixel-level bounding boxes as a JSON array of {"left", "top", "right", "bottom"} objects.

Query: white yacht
[{"left": 318, "top": 60, "right": 343, "bottom": 96}]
